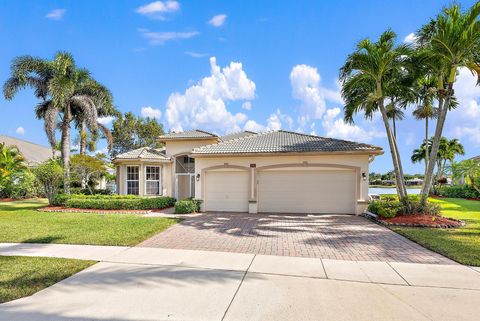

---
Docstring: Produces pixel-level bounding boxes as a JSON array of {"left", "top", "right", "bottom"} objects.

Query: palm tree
[
  {"left": 3, "top": 52, "right": 114, "bottom": 193},
  {"left": 411, "top": 137, "right": 464, "bottom": 181},
  {"left": 386, "top": 103, "right": 405, "bottom": 139},
  {"left": 340, "top": 30, "right": 413, "bottom": 204},
  {"left": 412, "top": 76, "right": 438, "bottom": 174},
  {"left": 416, "top": 2, "right": 480, "bottom": 205}
]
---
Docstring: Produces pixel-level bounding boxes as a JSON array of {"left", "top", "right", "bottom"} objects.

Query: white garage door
[
  {"left": 258, "top": 169, "right": 356, "bottom": 214},
  {"left": 204, "top": 170, "right": 249, "bottom": 212}
]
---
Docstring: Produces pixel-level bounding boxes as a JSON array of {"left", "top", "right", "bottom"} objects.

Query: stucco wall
[
  {"left": 115, "top": 161, "right": 171, "bottom": 197},
  {"left": 194, "top": 154, "right": 371, "bottom": 214},
  {"left": 165, "top": 139, "right": 218, "bottom": 157}
]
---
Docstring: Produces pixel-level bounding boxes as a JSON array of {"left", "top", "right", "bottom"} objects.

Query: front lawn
[
  {"left": 0, "top": 199, "right": 178, "bottom": 246},
  {"left": 0, "top": 256, "right": 95, "bottom": 303},
  {"left": 392, "top": 198, "right": 480, "bottom": 266}
]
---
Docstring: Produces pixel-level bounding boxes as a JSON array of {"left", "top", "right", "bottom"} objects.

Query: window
[
  {"left": 126, "top": 166, "right": 139, "bottom": 195},
  {"left": 145, "top": 166, "right": 161, "bottom": 195},
  {"left": 175, "top": 155, "right": 195, "bottom": 173}
]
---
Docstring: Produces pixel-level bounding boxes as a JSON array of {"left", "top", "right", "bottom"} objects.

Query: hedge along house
[{"left": 113, "top": 129, "right": 383, "bottom": 215}]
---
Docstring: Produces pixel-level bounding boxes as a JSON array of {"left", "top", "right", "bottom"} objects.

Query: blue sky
[{"left": 1, "top": 0, "right": 479, "bottom": 174}]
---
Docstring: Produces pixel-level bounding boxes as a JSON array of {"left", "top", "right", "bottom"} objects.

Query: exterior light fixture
[
  {"left": 362, "top": 172, "right": 367, "bottom": 181},
  {"left": 196, "top": 173, "right": 201, "bottom": 181}
]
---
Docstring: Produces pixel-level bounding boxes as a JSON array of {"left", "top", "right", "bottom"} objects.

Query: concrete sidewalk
[{"left": 1, "top": 243, "right": 480, "bottom": 320}]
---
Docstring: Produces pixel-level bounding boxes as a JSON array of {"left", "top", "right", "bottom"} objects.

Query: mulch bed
[
  {"left": 38, "top": 206, "right": 152, "bottom": 215},
  {"left": 379, "top": 214, "right": 465, "bottom": 228},
  {"left": 0, "top": 198, "right": 16, "bottom": 202}
]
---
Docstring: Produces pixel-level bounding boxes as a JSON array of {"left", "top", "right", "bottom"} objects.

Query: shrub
[
  {"left": 436, "top": 185, "right": 480, "bottom": 199},
  {"left": 1, "top": 170, "right": 40, "bottom": 199},
  {"left": 51, "top": 194, "right": 71, "bottom": 206},
  {"left": 368, "top": 200, "right": 403, "bottom": 218},
  {"left": 33, "top": 159, "right": 64, "bottom": 205},
  {"left": 70, "top": 188, "right": 112, "bottom": 195},
  {"left": 409, "top": 200, "right": 441, "bottom": 215},
  {"left": 65, "top": 196, "right": 176, "bottom": 210},
  {"left": 175, "top": 199, "right": 202, "bottom": 214}
]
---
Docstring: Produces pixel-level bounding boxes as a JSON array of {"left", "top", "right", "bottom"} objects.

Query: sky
[{"left": 1, "top": 0, "right": 479, "bottom": 174}]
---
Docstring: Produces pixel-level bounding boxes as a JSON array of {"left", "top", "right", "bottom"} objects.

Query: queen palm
[
  {"left": 416, "top": 2, "right": 480, "bottom": 205},
  {"left": 4, "top": 52, "right": 113, "bottom": 193},
  {"left": 340, "top": 30, "right": 413, "bottom": 204}
]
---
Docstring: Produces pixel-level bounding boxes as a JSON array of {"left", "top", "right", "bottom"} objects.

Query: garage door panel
[
  {"left": 258, "top": 170, "right": 356, "bottom": 214},
  {"left": 205, "top": 171, "right": 249, "bottom": 212}
]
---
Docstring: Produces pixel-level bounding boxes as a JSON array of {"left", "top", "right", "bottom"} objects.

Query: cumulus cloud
[
  {"left": 404, "top": 32, "right": 417, "bottom": 44},
  {"left": 290, "top": 64, "right": 326, "bottom": 121},
  {"left": 321, "top": 107, "right": 385, "bottom": 142},
  {"left": 45, "top": 9, "right": 65, "bottom": 20},
  {"left": 136, "top": 1, "right": 180, "bottom": 19},
  {"left": 139, "top": 29, "right": 199, "bottom": 45},
  {"left": 448, "top": 67, "right": 480, "bottom": 146},
  {"left": 267, "top": 109, "right": 293, "bottom": 131},
  {"left": 165, "top": 57, "right": 255, "bottom": 133},
  {"left": 141, "top": 106, "right": 162, "bottom": 119},
  {"left": 97, "top": 116, "right": 115, "bottom": 125},
  {"left": 243, "top": 120, "right": 265, "bottom": 132},
  {"left": 15, "top": 127, "right": 25, "bottom": 135},
  {"left": 208, "top": 14, "right": 227, "bottom": 27}
]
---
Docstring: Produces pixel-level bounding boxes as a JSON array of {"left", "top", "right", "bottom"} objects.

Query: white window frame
[
  {"left": 126, "top": 166, "right": 140, "bottom": 195},
  {"left": 145, "top": 165, "right": 162, "bottom": 196}
]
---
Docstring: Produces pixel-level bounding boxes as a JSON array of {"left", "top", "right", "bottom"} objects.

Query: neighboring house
[
  {"left": 113, "top": 130, "right": 383, "bottom": 215},
  {"left": 406, "top": 178, "right": 423, "bottom": 186},
  {"left": 0, "top": 135, "right": 57, "bottom": 167}
]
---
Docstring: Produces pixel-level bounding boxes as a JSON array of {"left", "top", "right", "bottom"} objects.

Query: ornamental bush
[
  {"left": 435, "top": 185, "right": 480, "bottom": 199},
  {"left": 175, "top": 199, "right": 202, "bottom": 214},
  {"left": 60, "top": 195, "right": 176, "bottom": 210},
  {"left": 368, "top": 198, "right": 441, "bottom": 218}
]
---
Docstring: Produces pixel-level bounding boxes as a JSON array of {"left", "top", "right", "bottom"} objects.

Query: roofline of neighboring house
[
  {"left": 190, "top": 150, "right": 384, "bottom": 157},
  {"left": 158, "top": 136, "right": 220, "bottom": 143},
  {"left": 0, "top": 134, "right": 55, "bottom": 151},
  {"left": 112, "top": 158, "right": 172, "bottom": 164}
]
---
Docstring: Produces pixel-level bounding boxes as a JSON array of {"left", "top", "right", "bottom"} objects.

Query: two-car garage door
[{"left": 204, "top": 168, "right": 356, "bottom": 214}]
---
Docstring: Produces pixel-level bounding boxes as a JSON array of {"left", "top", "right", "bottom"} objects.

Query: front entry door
[{"left": 175, "top": 174, "right": 195, "bottom": 200}]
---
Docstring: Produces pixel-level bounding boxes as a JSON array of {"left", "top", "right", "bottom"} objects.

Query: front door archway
[{"left": 175, "top": 155, "right": 195, "bottom": 200}]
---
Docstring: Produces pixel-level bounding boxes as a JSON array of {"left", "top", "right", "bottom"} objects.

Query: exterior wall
[
  {"left": 115, "top": 161, "right": 171, "bottom": 197},
  {"left": 194, "top": 154, "right": 371, "bottom": 215},
  {"left": 164, "top": 139, "right": 218, "bottom": 157}
]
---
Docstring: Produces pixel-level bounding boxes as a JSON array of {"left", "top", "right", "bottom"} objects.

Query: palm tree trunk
[
  {"left": 393, "top": 117, "right": 397, "bottom": 139},
  {"left": 79, "top": 120, "right": 87, "bottom": 156},
  {"left": 61, "top": 103, "right": 72, "bottom": 194},
  {"left": 378, "top": 98, "right": 408, "bottom": 203},
  {"left": 425, "top": 117, "right": 429, "bottom": 175},
  {"left": 421, "top": 89, "right": 452, "bottom": 205}
]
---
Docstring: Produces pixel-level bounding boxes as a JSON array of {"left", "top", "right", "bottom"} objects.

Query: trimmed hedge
[
  {"left": 435, "top": 185, "right": 480, "bottom": 199},
  {"left": 175, "top": 199, "right": 202, "bottom": 214},
  {"left": 368, "top": 198, "right": 441, "bottom": 218},
  {"left": 66, "top": 196, "right": 176, "bottom": 210},
  {"left": 70, "top": 188, "right": 112, "bottom": 195}
]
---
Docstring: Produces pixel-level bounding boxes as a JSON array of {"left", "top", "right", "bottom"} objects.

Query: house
[
  {"left": 0, "top": 135, "right": 57, "bottom": 167},
  {"left": 406, "top": 178, "right": 423, "bottom": 186},
  {"left": 113, "top": 130, "right": 383, "bottom": 215}
]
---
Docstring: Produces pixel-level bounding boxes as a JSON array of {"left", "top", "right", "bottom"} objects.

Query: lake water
[{"left": 368, "top": 187, "right": 421, "bottom": 195}]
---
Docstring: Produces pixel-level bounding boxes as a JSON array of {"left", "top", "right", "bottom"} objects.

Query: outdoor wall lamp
[
  {"left": 362, "top": 172, "right": 367, "bottom": 181},
  {"left": 196, "top": 173, "right": 201, "bottom": 181}
]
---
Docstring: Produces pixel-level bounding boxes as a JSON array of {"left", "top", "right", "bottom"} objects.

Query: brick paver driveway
[{"left": 140, "top": 213, "right": 452, "bottom": 264}]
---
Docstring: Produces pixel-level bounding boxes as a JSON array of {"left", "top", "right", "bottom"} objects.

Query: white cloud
[
  {"left": 139, "top": 29, "right": 199, "bottom": 45},
  {"left": 141, "top": 106, "right": 162, "bottom": 119},
  {"left": 185, "top": 51, "right": 208, "bottom": 58},
  {"left": 45, "top": 9, "right": 65, "bottom": 20},
  {"left": 97, "top": 116, "right": 115, "bottom": 125},
  {"left": 448, "top": 67, "right": 480, "bottom": 146},
  {"left": 290, "top": 64, "right": 327, "bottom": 121},
  {"left": 208, "top": 14, "right": 227, "bottom": 27},
  {"left": 321, "top": 107, "right": 385, "bottom": 142},
  {"left": 267, "top": 109, "right": 293, "bottom": 131},
  {"left": 15, "top": 127, "right": 25, "bottom": 135},
  {"left": 165, "top": 57, "right": 255, "bottom": 133},
  {"left": 241, "top": 101, "right": 252, "bottom": 110},
  {"left": 136, "top": 1, "right": 180, "bottom": 19},
  {"left": 404, "top": 32, "right": 417, "bottom": 44},
  {"left": 243, "top": 120, "right": 265, "bottom": 132}
]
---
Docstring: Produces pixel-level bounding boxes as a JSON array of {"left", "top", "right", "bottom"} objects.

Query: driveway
[
  {"left": 140, "top": 213, "right": 452, "bottom": 264},
  {"left": 1, "top": 245, "right": 480, "bottom": 321}
]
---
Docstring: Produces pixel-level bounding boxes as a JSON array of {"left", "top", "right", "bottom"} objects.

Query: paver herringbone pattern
[{"left": 139, "top": 213, "right": 453, "bottom": 264}]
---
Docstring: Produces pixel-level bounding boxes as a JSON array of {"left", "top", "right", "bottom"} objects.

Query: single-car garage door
[
  {"left": 258, "top": 169, "right": 356, "bottom": 214},
  {"left": 204, "top": 170, "right": 249, "bottom": 212}
]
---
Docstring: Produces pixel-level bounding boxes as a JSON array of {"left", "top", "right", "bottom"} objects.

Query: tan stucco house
[{"left": 113, "top": 129, "right": 383, "bottom": 215}]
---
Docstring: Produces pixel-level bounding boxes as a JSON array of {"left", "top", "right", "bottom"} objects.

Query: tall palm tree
[
  {"left": 3, "top": 52, "right": 113, "bottom": 193},
  {"left": 386, "top": 102, "right": 405, "bottom": 139},
  {"left": 412, "top": 76, "right": 438, "bottom": 174},
  {"left": 416, "top": 2, "right": 480, "bottom": 205},
  {"left": 340, "top": 30, "right": 413, "bottom": 204}
]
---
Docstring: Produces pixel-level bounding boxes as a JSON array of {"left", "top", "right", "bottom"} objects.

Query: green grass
[
  {"left": 0, "top": 199, "right": 179, "bottom": 246},
  {"left": 0, "top": 256, "right": 95, "bottom": 303},
  {"left": 392, "top": 198, "right": 480, "bottom": 266}
]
